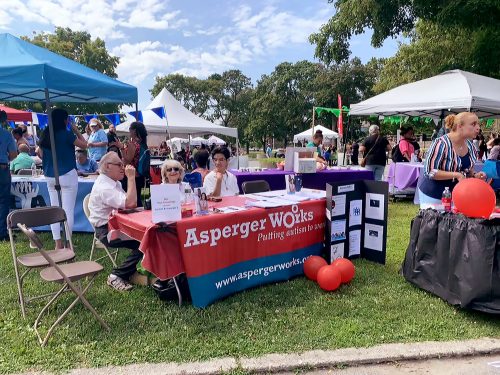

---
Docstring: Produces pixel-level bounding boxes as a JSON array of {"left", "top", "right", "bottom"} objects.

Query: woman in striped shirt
[{"left": 418, "top": 112, "right": 487, "bottom": 207}]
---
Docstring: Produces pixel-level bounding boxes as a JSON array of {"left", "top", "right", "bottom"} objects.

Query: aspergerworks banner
[{"left": 176, "top": 200, "right": 326, "bottom": 308}]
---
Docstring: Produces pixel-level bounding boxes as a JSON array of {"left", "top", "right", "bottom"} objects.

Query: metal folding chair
[
  {"left": 7, "top": 207, "right": 75, "bottom": 318},
  {"left": 242, "top": 180, "right": 271, "bottom": 194},
  {"left": 16, "top": 223, "right": 109, "bottom": 346},
  {"left": 83, "top": 194, "right": 118, "bottom": 267}
]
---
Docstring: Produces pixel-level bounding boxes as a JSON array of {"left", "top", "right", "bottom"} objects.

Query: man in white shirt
[
  {"left": 88, "top": 152, "right": 141, "bottom": 291},
  {"left": 203, "top": 147, "right": 240, "bottom": 197}
]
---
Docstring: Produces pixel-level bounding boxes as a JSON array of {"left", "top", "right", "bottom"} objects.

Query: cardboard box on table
[
  {"left": 324, "top": 180, "right": 388, "bottom": 265},
  {"left": 293, "top": 151, "right": 316, "bottom": 174}
]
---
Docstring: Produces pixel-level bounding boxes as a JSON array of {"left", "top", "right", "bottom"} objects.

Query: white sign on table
[{"left": 150, "top": 184, "right": 181, "bottom": 223}]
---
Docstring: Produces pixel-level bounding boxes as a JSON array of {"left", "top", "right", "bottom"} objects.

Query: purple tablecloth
[
  {"left": 388, "top": 162, "right": 485, "bottom": 192},
  {"left": 387, "top": 163, "right": 423, "bottom": 190},
  {"left": 231, "top": 168, "right": 374, "bottom": 193}
]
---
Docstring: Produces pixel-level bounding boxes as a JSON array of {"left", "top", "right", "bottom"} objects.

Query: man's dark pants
[{"left": 95, "top": 225, "right": 143, "bottom": 280}]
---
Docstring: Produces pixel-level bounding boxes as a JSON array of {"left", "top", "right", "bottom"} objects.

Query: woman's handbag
[{"left": 360, "top": 136, "right": 380, "bottom": 167}]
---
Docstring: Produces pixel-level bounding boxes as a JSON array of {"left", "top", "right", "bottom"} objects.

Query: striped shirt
[{"left": 424, "top": 134, "right": 478, "bottom": 178}]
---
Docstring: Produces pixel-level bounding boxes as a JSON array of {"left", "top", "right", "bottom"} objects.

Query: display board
[{"left": 324, "top": 180, "right": 388, "bottom": 264}]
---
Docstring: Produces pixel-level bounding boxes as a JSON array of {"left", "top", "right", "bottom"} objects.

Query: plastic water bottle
[
  {"left": 31, "top": 162, "right": 37, "bottom": 177},
  {"left": 184, "top": 186, "right": 193, "bottom": 205},
  {"left": 442, "top": 187, "right": 452, "bottom": 212}
]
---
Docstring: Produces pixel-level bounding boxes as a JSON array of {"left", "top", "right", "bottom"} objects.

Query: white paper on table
[
  {"left": 243, "top": 193, "right": 269, "bottom": 201},
  {"left": 299, "top": 188, "right": 326, "bottom": 199},
  {"left": 254, "top": 189, "right": 288, "bottom": 198},
  {"left": 245, "top": 200, "right": 286, "bottom": 208},
  {"left": 364, "top": 223, "right": 384, "bottom": 251},
  {"left": 330, "top": 243, "right": 344, "bottom": 261},
  {"left": 215, "top": 206, "right": 247, "bottom": 213},
  {"left": 150, "top": 184, "right": 181, "bottom": 223},
  {"left": 279, "top": 194, "right": 310, "bottom": 202},
  {"left": 349, "top": 199, "right": 362, "bottom": 227},
  {"left": 348, "top": 229, "right": 361, "bottom": 256},
  {"left": 331, "top": 219, "right": 346, "bottom": 241},
  {"left": 331, "top": 194, "right": 346, "bottom": 217},
  {"left": 365, "top": 193, "right": 385, "bottom": 220},
  {"left": 266, "top": 197, "right": 295, "bottom": 206}
]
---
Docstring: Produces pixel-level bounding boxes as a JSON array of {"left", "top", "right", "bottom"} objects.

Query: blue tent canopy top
[{"left": 0, "top": 33, "right": 137, "bottom": 103}]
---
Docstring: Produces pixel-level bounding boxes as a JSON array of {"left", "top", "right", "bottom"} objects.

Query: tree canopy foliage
[
  {"left": 151, "top": 70, "right": 253, "bottom": 145},
  {"left": 310, "top": 0, "right": 500, "bottom": 67},
  {"left": 20, "top": 27, "right": 121, "bottom": 114}
]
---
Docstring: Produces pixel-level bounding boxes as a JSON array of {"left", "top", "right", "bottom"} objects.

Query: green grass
[{"left": 1, "top": 201, "right": 500, "bottom": 374}]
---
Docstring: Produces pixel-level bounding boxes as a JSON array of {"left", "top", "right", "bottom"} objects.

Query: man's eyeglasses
[
  {"left": 107, "top": 162, "right": 124, "bottom": 168},
  {"left": 166, "top": 167, "right": 180, "bottom": 172}
]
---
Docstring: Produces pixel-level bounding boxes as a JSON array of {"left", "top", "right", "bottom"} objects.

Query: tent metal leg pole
[{"left": 236, "top": 137, "right": 240, "bottom": 169}]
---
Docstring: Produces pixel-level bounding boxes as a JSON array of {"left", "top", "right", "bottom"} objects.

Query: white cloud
[{"left": 1, "top": 0, "right": 185, "bottom": 39}]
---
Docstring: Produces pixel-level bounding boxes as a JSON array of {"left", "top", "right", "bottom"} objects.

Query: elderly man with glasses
[
  {"left": 88, "top": 152, "right": 142, "bottom": 291},
  {"left": 203, "top": 146, "right": 239, "bottom": 197}
]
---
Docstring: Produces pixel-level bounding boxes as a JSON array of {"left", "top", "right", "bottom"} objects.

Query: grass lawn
[{"left": 1, "top": 201, "right": 500, "bottom": 374}]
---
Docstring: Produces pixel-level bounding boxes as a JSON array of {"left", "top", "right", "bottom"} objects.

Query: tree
[
  {"left": 310, "top": 0, "right": 500, "bottom": 67},
  {"left": 151, "top": 74, "right": 211, "bottom": 116},
  {"left": 151, "top": 70, "right": 253, "bottom": 147},
  {"left": 20, "top": 27, "right": 121, "bottom": 115},
  {"left": 248, "top": 61, "right": 321, "bottom": 147}
]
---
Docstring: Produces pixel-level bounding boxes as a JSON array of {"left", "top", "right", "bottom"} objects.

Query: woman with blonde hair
[
  {"left": 417, "top": 112, "right": 487, "bottom": 208},
  {"left": 161, "top": 159, "right": 192, "bottom": 203},
  {"left": 87, "top": 118, "right": 108, "bottom": 162}
]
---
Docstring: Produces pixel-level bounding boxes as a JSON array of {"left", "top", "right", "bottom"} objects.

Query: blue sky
[{"left": 2, "top": 0, "right": 401, "bottom": 107}]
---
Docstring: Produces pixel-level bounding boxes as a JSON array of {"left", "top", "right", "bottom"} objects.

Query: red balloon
[
  {"left": 316, "top": 265, "right": 342, "bottom": 291},
  {"left": 332, "top": 258, "right": 356, "bottom": 284},
  {"left": 452, "top": 178, "right": 495, "bottom": 218},
  {"left": 303, "top": 256, "right": 327, "bottom": 281}
]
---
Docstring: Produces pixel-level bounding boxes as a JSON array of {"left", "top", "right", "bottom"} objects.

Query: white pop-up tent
[
  {"left": 207, "top": 135, "right": 226, "bottom": 145},
  {"left": 350, "top": 70, "right": 500, "bottom": 118},
  {"left": 117, "top": 88, "right": 238, "bottom": 138},
  {"left": 293, "top": 125, "right": 338, "bottom": 144},
  {"left": 190, "top": 136, "right": 208, "bottom": 146}
]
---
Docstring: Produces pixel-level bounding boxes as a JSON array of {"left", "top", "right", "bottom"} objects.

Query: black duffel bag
[
  {"left": 152, "top": 274, "right": 191, "bottom": 304},
  {"left": 401, "top": 209, "right": 500, "bottom": 313}
]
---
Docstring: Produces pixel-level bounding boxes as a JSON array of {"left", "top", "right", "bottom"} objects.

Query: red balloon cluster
[
  {"left": 303, "top": 256, "right": 356, "bottom": 291},
  {"left": 452, "top": 178, "right": 495, "bottom": 218}
]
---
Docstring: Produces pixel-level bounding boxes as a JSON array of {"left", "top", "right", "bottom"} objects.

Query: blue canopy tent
[{"left": 0, "top": 33, "right": 137, "bottom": 227}]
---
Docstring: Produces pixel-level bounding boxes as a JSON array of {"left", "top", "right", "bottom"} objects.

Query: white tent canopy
[
  {"left": 207, "top": 135, "right": 226, "bottom": 146},
  {"left": 350, "top": 70, "right": 500, "bottom": 118},
  {"left": 293, "top": 125, "right": 338, "bottom": 143},
  {"left": 116, "top": 88, "right": 238, "bottom": 138},
  {"left": 190, "top": 136, "right": 208, "bottom": 146}
]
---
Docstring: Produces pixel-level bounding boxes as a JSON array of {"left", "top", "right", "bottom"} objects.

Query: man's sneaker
[{"left": 107, "top": 274, "right": 133, "bottom": 291}]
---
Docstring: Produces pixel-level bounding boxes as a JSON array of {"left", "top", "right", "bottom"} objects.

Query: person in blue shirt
[
  {"left": 39, "top": 108, "right": 87, "bottom": 249},
  {"left": 87, "top": 119, "right": 108, "bottom": 162},
  {"left": 76, "top": 149, "right": 98, "bottom": 175},
  {"left": 0, "top": 110, "right": 18, "bottom": 241},
  {"left": 307, "top": 130, "right": 328, "bottom": 168}
]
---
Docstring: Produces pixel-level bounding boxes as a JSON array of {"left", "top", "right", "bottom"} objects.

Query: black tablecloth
[{"left": 402, "top": 209, "right": 500, "bottom": 313}]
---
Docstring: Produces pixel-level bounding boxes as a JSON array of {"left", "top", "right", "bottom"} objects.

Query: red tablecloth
[{"left": 109, "top": 196, "right": 327, "bottom": 307}]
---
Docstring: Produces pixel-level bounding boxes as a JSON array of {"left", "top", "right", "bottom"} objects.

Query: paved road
[{"left": 295, "top": 354, "right": 500, "bottom": 375}]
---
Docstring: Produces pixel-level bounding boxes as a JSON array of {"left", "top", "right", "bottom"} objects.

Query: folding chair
[
  {"left": 7, "top": 207, "right": 76, "bottom": 318},
  {"left": 16, "top": 223, "right": 109, "bottom": 346},
  {"left": 83, "top": 194, "right": 118, "bottom": 267},
  {"left": 242, "top": 180, "right": 271, "bottom": 194}
]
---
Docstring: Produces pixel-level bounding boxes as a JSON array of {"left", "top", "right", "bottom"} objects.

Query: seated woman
[
  {"left": 307, "top": 130, "right": 328, "bottom": 169},
  {"left": 160, "top": 159, "right": 191, "bottom": 203},
  {"left": 417, "top": 112, "right": 487, "bottom": 208}
]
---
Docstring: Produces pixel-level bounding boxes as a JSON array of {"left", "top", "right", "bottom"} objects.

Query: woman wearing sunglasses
[{"left": 160, "top": 159, "right": 192, "bottom": 203}]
